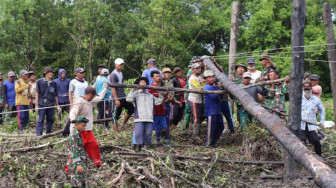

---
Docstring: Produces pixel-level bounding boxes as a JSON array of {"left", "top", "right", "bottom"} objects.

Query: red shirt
[
  {"left": 178, "top": 77, "right": 186, "bottom": 103},
  {"left": 149, "top": 83, "right": 166, "bottom": 116}
]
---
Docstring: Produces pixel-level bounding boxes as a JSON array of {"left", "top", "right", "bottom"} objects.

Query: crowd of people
[{"left": 0, "top": 55, "right": 327, "bottom": 187}]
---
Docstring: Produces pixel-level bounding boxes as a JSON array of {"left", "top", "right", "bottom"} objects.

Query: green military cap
[{"left": 71, "top": 116, "right": 89, "bottom": 123}]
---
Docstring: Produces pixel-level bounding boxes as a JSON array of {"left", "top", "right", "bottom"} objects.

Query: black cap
[
  {"left": 303, "top": 81, "right": 312, "bottom": 90},
  {"left": 98, "top": 64, "right": 107, "bottom": 69},
  {"left": 134, "top": 77, "right": 149, "bottom": 85}
]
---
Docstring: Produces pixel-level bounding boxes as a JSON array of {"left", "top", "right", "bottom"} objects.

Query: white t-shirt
[
  {"left": 69, "top": 79, "right": 88, "bottom": 98},
  {"left": 188, "top": 75, "right": 203, "bottom": 103},
  {"left": 249, "top": 70, "right": 261, "bottom": 83}
]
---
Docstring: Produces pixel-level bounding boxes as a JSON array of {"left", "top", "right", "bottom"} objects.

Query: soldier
[
  {"left": 67, "top": 116, "right": 89, "bottom": 188},
  {"left": 259, "top": 54, "right": 276, "bottom": 78},
  {"left": 263, "top": 70, "right": 288, "bottom": 122},
  {"left": 234, "top": 64, "right": 247, "bottom": 84},
  {"left": 237, "top": 72, "right": 268, "bottom": 130}
]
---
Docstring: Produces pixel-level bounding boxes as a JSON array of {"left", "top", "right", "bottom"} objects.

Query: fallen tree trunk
[{"left": 202, "top": 57, "right": 336, "bottom": 187}]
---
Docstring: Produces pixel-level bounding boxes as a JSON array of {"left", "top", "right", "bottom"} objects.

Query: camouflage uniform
[
  {"left": 67, "top": 129, "right": 87, "bottom": 187},
  {"left": 263, "top": 83, "right": 288, "bottom": 122}
]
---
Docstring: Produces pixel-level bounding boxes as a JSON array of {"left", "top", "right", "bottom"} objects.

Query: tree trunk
[
  {"left": 228, "top": 1, "right": 240, "bottom": 117},
  {"left": 228, "top": 1, "right": 240, "bottom": 80},
  {"left": 202, "top": 57, "right": 336, "bottom": 187},
  {"left": 285, "top": 0, "right": 306, "bottom": 179},
  {"left": 323, "top": 3, "right": 336, "bottom": 129},
  {"left": 88, "top": 32, "right": 95, "bottom": 83}
]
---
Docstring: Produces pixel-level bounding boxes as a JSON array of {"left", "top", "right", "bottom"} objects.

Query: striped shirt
[{"left": 301, "top": 95, "right": 325, "bottom": 131}]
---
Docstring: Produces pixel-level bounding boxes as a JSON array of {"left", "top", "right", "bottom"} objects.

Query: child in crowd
[{"left": 126, "top": 77, "right": 163, "bottom": 151}]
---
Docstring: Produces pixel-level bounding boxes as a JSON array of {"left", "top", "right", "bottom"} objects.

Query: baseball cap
[
  {"left": 43, "top": 67, "right": 55, "bottom": 74},
  {"left": 75, "top": 67, "right": 85, "bottom": 73},
  {"left": 19, "top": 70, "right": 29, "bottom": 75},
  {"left": 147, "top": 58, "right": 156, "bottom": 64},
  {"left": 101, "top": 68, "right": 109, "bottom": 75},
  {"left": 162, "top": 67, "right": 172, "bottom": 73},
  {"left": 98, "top": 64, "right": 107, "bottom": 69},
  {"left": 191, "top": 63, "right": 201, "bottom": 69},
  {"left": 260, "top": 54, "right": 270, "bottom": 61},
  {"left": 173, "top": 67, "right": 182, "bottom": 73},
  {"left": 243, "top": 72, "right": 252, "bottom": 78},
  {"left": 115, "top": 58, "right": 125, "bottom": 65},
  {"left": 203, "top": 70, "right": 214, "bottom": 78},
  {"left": 303, "top": 81, "right": 312, "bottom": 90},
  {"left": 247, "top": 58, "right": 256, "bottom": 64},
  {"left": 310, "top": 74, "right": 319, "bottom": 81},
  {"left": 191, "top": 56, "right": 202, "bottom": 63},
  {"left": 71, "top": 116, "right": 89, "bottom": 123},
  {"left": 235, "top": 64, "right": 247, "bottom": 71},
  {"left": 8, "top": 71, "right": 15, "bottom": 77}
]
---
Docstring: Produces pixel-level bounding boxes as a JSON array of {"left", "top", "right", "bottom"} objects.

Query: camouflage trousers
[{"left": 70, "top": 165, "right": 86, "bottom": 187}]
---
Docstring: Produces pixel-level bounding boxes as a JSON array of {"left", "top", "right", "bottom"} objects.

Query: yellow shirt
[{"left": 15, "top": 78, "right": 30, "bottom": 105}]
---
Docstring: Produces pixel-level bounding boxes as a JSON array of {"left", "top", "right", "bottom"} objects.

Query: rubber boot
[{"left": 192, "top": 124, "right": 200, "bottom": 141}]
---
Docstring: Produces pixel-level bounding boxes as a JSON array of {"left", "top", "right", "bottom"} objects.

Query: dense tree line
[{"left": 0, "top": 0, "right": 334, "bottom": 93}]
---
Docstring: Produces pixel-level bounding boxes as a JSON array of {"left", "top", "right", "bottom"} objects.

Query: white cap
[
  {"left": 203, "top": 70, "right": 214, "bottom": 78},
  {"left": 191, "top": 63, "right": 201, "bottom": 69},
  {"left": 101, "top": 68, "right": 109, "bottom": 75},
  {"left": 115, "top": 58, "right": 125, "bottom": 65},
  {"left": 243, "top": 72, "right": 252, "bottom": 78}
]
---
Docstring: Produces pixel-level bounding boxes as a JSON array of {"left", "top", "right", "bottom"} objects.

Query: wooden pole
[
  {"left": 107, "top": 83, "right": 226, "bottom": 94},
  {"left": 323, "top": 2, "right": 336, "bottom": 129},
  {"left": 285, "top": 0, "right": 306, "bottom": 179},
  {"left": 202, "top": 57, "right": 336, "bottom": 187}
]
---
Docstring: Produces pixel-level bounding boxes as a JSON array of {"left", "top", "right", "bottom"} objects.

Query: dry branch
[
  {"left": 4, "top": 139, "right": 66, "bottom": 153},
  {"left": 115, "top": 151, "right": 284, "bottom": 165}
]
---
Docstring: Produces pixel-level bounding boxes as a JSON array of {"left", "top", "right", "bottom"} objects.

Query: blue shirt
[
  {"left": 3, "top": 81, "right": 16, "bottom": 106},
  {"left": 142, "top": 68, "right": 161, "bottom": 85},
  {"left": 301, "top": 95, "right": 325, "bottom": 131},
  {"left": 95, "top": 76, "right": 111, "bottom": 100},
  {"left": 203, "top": 83, "right": 222, "bottom": 116}
]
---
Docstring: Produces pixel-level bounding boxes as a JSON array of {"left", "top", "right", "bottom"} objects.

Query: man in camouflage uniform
[
  {"left": 263, "top": 70, "right": 288, "bottom": 122},
  {"left": 0, "top": 72, "right": 4, "bottom": 123},
  {"left": 259, "top": 54, "right": 277, "bottom": 81},
  {"left": 67, "top": 116, "right": 89, "bottom": 188},
  {"left": 234, "top": 64, "right": 247, "bottom": 84}
]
